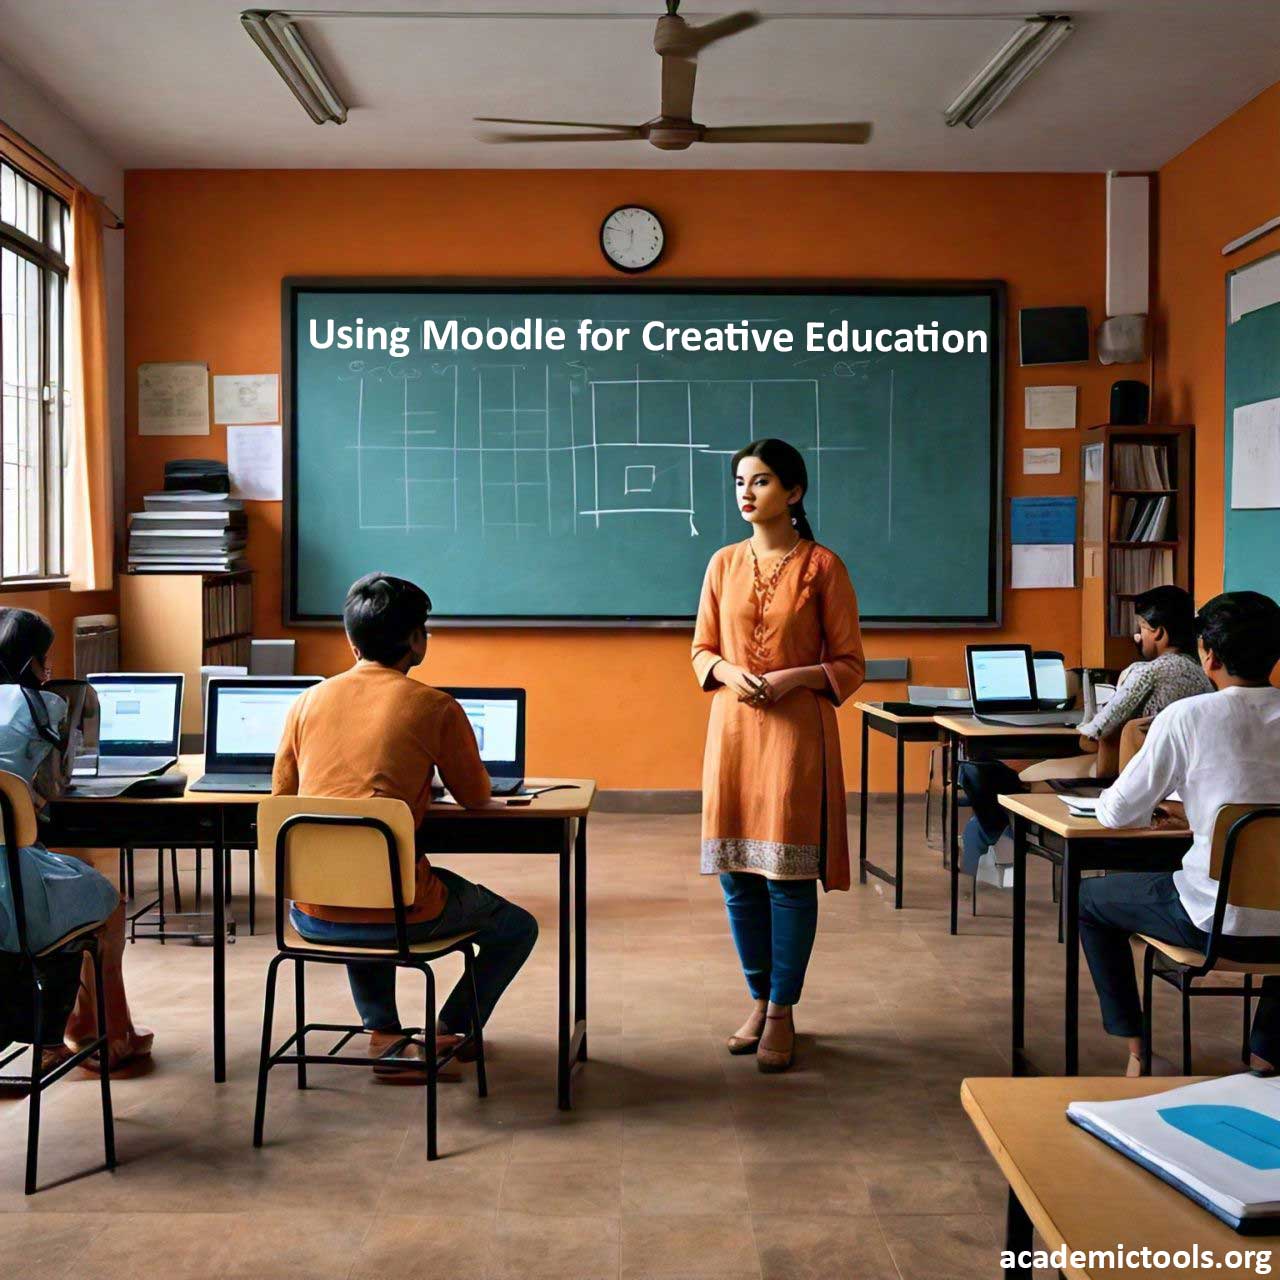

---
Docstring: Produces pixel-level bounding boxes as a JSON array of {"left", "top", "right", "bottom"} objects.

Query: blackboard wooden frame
[{"left": 282, "top": 277, "right": 1006, "bottom": 629}]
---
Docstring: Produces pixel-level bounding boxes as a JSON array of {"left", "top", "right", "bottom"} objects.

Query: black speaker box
[{"left": 1110, "top": 380, "right": 1149, "bottom": 425}]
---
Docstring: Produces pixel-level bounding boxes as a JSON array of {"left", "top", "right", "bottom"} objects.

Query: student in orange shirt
[{"left": 272, "top": 574, "right": 538, "bottom": 1080}]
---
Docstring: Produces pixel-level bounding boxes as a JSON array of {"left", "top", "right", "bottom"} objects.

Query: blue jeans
[
  {"left": 719, "top": 872, "right": 818, "bottom": 1005},
  {"left": 1079, "top": 871, "right": 1280, "bottom": 1062},
  {"left": 959, "top": 761, "right": 1023, "bottom": 874},
  {"left": 290, "top": 866, "right": 538, "bottom": 1034}
]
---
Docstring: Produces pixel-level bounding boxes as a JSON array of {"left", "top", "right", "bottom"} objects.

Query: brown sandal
[{"left": 756, "top": 1010, "right": 795, "bottom": 1074}]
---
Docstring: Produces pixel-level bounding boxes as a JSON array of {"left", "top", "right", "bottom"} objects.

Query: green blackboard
[
  {"left": 283, "top": 281, "right": 1004, "bottom": 625},
  {"left": 1225, "top": 255, "right": 1280, "bottom": 599}
]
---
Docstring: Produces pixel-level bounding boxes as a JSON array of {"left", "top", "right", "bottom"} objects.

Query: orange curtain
[{"left": 65, "top": 187, "right": 114, "bottom": 591}]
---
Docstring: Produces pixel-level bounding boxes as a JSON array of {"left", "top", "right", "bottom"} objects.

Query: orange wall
[
  {"left": 124, "top": 168, "right": 1126, "bottom": 790},
  {"left": 0, "top": 588, "right": 117, "bottom": 677},
  {"left": 1155, "top": 80, "right": 1280, "bottom": 599}
]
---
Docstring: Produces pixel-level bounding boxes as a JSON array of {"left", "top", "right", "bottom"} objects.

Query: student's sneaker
[{"left": 975, "top": 849, "right": 1015, "bottom": 890}]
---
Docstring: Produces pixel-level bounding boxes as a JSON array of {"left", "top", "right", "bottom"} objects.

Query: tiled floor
[{"left": 0, "top": 805, "right": 1255, "bottom": 1278}]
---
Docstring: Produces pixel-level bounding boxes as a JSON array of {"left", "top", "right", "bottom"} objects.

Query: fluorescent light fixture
[
  {"left": 944, "top": 15, "right": 1074, "bottom": 129},
  {"left": 241, "top": 9, "right": 348, "bottom": 124}
]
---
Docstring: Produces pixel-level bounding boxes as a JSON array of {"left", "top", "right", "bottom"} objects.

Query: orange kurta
[{"left": 693, "top": 541, "right": 865, "bottom": 890}]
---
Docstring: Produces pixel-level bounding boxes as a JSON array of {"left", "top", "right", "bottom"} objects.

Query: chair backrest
[
  {"left": 0, "top": 769, "right": 40, "bottom": 956},
  {"left": 256, "top": 795, "right": 416, "bottom": 910},
  {"left": 1116, "top": 715, "right": 1155, "bottom": 773},
  {"left": 1209, "top": 804, "right": 1280, "bottom": 913}
]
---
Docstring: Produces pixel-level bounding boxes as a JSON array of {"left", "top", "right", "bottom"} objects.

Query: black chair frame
[
  {"left": 1142, "top": 806, "right": 1280, "bottom": 1075},
  {"left": 252, "top": 811, "right": 487, "bottom": 1161},
  {"left": 0, "top": 787, "right": 115, "bottom": 1194}
]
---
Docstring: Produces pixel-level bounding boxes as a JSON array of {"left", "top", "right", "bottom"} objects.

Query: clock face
[{"left": 600, "top": 206, "right": 664, "bottom": 273}]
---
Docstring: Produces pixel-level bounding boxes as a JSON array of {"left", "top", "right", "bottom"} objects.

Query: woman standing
[{"left": 693, "top": 439, "right": 864, "bottom": 1072}]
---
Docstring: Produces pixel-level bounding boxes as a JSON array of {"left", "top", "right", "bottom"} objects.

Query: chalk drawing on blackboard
[{"left": 341, "top": 360, "right": 875, "bottom": 543}]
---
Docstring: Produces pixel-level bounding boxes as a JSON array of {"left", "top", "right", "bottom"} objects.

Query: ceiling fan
[{"left": 476, "top": 1, "right": 872, "bottom": 152}]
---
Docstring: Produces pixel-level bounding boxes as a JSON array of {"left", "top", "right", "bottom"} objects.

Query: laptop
[
  {"left": 189, "top": 676, "right": 322, "bottom": 793},
  {"left": 438, "top": 687, "right": 526, "bottom": 796},
  {"left": 77, "top": 673, "right": 184, "bottom": 777},
  {"left": 965, "top": 644, "right": 1082, "bottom": 728}
]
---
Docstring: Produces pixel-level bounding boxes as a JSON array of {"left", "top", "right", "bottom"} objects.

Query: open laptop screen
[
  {"left": 439, "top": 687, "right": 525, "bottom": 777},
  {"left": 206, "top": 678, "right": 320, "bottom": 769},
  {"left": 90, "top": 674, "right": 182, "bottom": 755},
  {"left": 1033, "top": 656, "right": 1068, "bottom": 703},
  {"left": 968, "top": 647, "right": 1036, "bottom": 706}
]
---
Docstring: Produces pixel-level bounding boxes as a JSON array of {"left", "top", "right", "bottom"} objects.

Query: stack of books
[{"left": 127, "top": 491, "right": 247, "bottom": 573}]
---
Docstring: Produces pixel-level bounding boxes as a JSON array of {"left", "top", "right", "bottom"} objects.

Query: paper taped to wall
[
  {"left": 227, "top": 425, "right": 283, "bottom": 501},
  {"left": 1025, "top": 385, "right": 1077, "bottom": 430},
  {"left": 138, "top": 362, "right": 209, "bottom": 436},
  {"left": 214, "top": 374, "right": 279, "bottom": 425},
  {"left": 1231, "top": 395, "right": 1280, "bottom": 510},
  {"left": 1012, "top": 544, "right": 1074, "bottom": 589},
  {"left": 1022, "top": 447, "right": 1061, "bottom": 475}
]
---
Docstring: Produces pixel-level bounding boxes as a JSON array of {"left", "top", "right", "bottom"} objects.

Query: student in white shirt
[{"left": 1080, "top": 591, "right": 1280, "bottom": 1077}]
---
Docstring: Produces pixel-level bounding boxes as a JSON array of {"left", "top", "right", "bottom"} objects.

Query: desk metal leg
[
  {"left": 949, "top": 733, "right": 961, "bottom": 934},
  {"left": 557, "top": 824, "right": 571, "bottom": 1110},
  {"left": 1004, "top": 1187, "right": 1033, "bottom": 1279},
  {"left": 893, "top": 735, "right": 905, "bottom": 909},
  {"left": 212, "top": 838, "right": 227, "bottom": 1084},
  {"left": 574, "top": 816, "right": 588, "bottom": 1065},
  {"left": 940, "top": 740, "right": 949, "bottom": 866},
  {"left": 858, "top": 712, "right": 869, "bottom": 884},
  {"left": 1012, "top": 817, "right": 1027, "bottom": 1075},
  {"left": 1064, "top": 851, "right": 1080, "bottom": 1076}
]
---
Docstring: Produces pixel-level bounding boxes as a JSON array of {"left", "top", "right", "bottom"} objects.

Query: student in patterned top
[
  {"left": 1076, "top": 585, "right": 1214, "bottom": 742},
  {"left": 959, "top": 585, "right": 1211, "bottom": 874},
  {"left": 272, "top": 574, "right": 539, "bottom": 1082}
]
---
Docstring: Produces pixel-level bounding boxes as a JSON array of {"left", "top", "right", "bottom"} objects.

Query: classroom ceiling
[{"left": 2, "top": 1, "right": 1279, "bottom": 172}]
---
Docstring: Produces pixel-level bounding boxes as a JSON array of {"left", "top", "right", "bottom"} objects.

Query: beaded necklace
[{"left": 749, "top": 537, "right": 802, "bottom": 609}]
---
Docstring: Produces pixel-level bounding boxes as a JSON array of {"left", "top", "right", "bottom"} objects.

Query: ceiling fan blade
[
  {"left": 660, "top": 55, "right": 697, "bottom": 120},
  {"left": 480, "top": 130, "right": 645, "bottom": 143},
  {"left": 700, "top": 122, "right": 873, "bottom": 144},
  {"left": 474, "top": 116, "right": 639, "bottom": 131},
  {"left": 686, "top": 11, "right": 762, "bottom": 53}
]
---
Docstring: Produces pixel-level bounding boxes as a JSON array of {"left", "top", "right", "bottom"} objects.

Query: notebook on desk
[{"left": 1068, "top": 1075, "right": 1280, "bottom": 1233}]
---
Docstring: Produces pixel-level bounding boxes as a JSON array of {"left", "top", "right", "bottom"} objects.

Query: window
[{"left": 0, "top": 158, "right": 68, "bottom": 582}]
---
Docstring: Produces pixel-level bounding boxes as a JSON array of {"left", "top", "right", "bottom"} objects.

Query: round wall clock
[{"left": 600, "top": 205, "right": 665, "bottom": 273}]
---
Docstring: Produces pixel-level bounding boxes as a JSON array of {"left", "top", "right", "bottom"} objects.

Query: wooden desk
[
  {"left": 854, "top": 701, "right": 944, "bottom": 909},
  {"left": 935, "top": 716, "right": 1084, "bottom": 935},
  {"left": 999, "top": 792, "right": 1190, "bottom": 1077},
  {"left": 962, "top": 1076, "right": 1278, "bottom": 1280},
  {"left": 46, "top": 757, "right": 597, "bottom": 1108}
]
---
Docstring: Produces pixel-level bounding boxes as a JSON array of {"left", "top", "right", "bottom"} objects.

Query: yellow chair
[
  {"left": 0, "top": 770, "right": 115, "bottom": 1194},
  {"left": 252, "top": 796, "right": 487, "bottom": 1159},
  {"left": 1139, "top": 804, "right": 1280, "bottom": 1075}
]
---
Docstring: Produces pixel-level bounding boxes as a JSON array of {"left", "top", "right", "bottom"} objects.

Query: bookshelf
[
  {"left": 1080, "top": 424, "right": 1194, "bottom": 671},
  {"left": 121, "top": 571, "right": 254, "bottom": 734}
]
